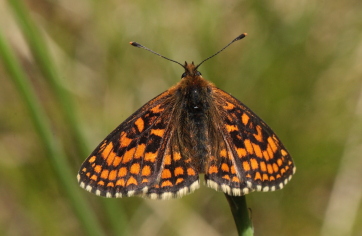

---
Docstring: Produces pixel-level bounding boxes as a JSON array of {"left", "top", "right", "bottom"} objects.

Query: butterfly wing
[
  {"left": 143, "top": 133, "right": 200, "bottom": 199},
  {"left": 78, "top": 89, "right": 199, "bottom": 199},
  {"left": 205, "top": 88, "right": 296, "bottom": 196}
]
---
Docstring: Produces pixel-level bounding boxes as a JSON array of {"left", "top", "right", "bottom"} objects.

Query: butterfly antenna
[
  {"left": 195, "top": 33, "right": 247, "bottom": 70},
  {"left": 130, "top": 42, "right": 185, "bottom": 68}
]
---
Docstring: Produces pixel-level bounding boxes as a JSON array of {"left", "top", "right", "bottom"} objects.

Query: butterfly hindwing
[
  {"left": 144, "top": 136, "right": 200, "bottom": 199},
  {"left": 205, "top": 88, "right": 296, "bottom": 195},
  {"left": 205, "top": 136, "right": 248, "bottom": 196}
]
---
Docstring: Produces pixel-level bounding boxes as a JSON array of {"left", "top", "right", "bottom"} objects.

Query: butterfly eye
[
  {"left": 181, "top": 72, "right": 187, "bottom": 78},
  {"left": 195, "top": 71, "right": 202, "bottom": 76}
]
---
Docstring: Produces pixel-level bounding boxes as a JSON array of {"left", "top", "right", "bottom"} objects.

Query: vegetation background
[{"left": 1, "top": 0, "right": 361, "bottom": 235}]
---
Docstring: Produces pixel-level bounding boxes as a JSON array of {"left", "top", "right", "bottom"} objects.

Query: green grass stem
[
  {"left": 6, "top": 0, "right": 128, "bottom": 234},
  {"left": 225, "top": 194, "right": 254, "bottom": 236},
  {"left": 0, "top": 30, "right": 105, "bottom": 236}
]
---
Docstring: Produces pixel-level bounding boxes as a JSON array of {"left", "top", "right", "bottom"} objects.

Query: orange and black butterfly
[{"left": 77, "top": 33, "right": 295, "bottom": 199}]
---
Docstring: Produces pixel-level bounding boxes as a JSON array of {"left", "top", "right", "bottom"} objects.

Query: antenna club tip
[
  {"left": 234, "top": 33, "right": 247, "bottom": 41},
  {"left": 129, "top": 42, "right": 140, "bottom": 47}
]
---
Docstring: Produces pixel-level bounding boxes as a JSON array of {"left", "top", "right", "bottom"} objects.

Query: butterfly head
[{"left": 181, "top": 61, "right": 202, "bottom": 79}]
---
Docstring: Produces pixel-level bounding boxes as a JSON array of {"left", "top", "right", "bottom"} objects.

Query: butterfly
[{"left": 77, "top": 33, "right": 295, "bottom": 199}]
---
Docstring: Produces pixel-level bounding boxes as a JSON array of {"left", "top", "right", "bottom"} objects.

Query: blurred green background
[{"left": 1, "top": 0, "right": 362, "bottom": 235}]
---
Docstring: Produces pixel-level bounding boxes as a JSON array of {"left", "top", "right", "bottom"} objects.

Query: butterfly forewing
[
  {"left": 78, "top": 88, "right": 201, "bottom": 199},
  {"left": 78, "top": 90, "right": 171, "bottom": 197},
  {"left": 205, "top": 88, "right": 295, "bottom": 195}
]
